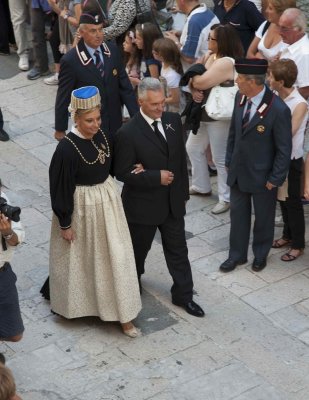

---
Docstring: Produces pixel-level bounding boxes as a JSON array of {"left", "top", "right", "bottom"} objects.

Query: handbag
[{"left": 204, "top": 58, "right": 238, "bottom": 121}]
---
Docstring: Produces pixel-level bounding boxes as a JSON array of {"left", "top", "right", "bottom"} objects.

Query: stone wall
[{"left": 297, "top": 0, "right": 309, "bottom": 31}]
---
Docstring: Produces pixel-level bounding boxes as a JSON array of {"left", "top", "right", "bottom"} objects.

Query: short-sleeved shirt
[
  {"left": 31, "top": 0, "right": 51, "bottom": 11},
  {"left": 213, "top": 0, "right": 265, "bottom": 54},
  {"left": 140, "top": 58, "right": 161, "bottom": 79},
  {"left": 180, "top": 4, "right": 219, "bottom": 72},
  {"left": 280, "top": 35, "right": 309, "bottom": 90}
]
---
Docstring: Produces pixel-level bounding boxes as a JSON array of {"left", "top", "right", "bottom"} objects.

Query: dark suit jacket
[
  {"left": 225, "top": 86, "right": 292, "bottom": 193},
  {"left": 55, "top": 39, "right": 138, "bottom": 136},
  {"left": 113, "top": 111, "right": 189, "bottom": 225}
]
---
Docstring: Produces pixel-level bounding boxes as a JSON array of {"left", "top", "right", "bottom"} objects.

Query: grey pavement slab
[{"left": 1, "top": 54, "right": 309, "bottom": 400}]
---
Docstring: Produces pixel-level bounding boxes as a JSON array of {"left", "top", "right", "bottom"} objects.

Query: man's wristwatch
[{"left": 63, "top": 12, "right": 69, "bottom": 19}]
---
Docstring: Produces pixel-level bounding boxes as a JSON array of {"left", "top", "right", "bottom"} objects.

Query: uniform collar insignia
[
  {"left": 76, "top": 43, "right": 92, "bottom": 66},
  {"left": 256, "top": 89, "right": 276, "bottom": 119},
  {"left": 239, "top": 94, "right": 246, "bottom": 106},
  {"left": 102, "top": 42, "right": 111, "bottom": 58},
  {"left": 80, "top": 51, "right": 88, "bottom": 61}
]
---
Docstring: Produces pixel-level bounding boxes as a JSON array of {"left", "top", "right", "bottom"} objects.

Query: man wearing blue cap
[
  {"left": 54, "top": 0, "right": 138, "bottom": 141},
  {"left": 220, "top": 58, "right": 292, "bottom": 273}
]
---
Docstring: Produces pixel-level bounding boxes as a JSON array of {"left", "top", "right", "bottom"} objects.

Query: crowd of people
[{"left": 1, "top": 0, "right": 309, "bottom": 396}]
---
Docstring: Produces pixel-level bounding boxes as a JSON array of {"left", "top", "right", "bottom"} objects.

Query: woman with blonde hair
[
  {"left": 47, "top": 86, "right": 142, "bottom": 337},
  {"left": 247, "top": 0, "right": 296, "bottom": 60}
]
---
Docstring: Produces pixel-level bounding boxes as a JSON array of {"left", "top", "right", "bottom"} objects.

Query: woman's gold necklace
[{"left": 64, "top": 128, "right": 111, "bottom": 165}]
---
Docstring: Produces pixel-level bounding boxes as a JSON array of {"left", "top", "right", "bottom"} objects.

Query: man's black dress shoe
[
  {"left": 252, "top": 258, "right": 267, "bottom": 272},
  {"left": 172, "top": 300, "right": 205, "bottom": 317},
  {"left": 219, "top": 258, "right": 247, "bottom": 272},
  {"left": 0, "top": 128, "right": 9, "bottom": 142}
]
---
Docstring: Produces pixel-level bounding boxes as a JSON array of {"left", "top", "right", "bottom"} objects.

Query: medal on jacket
[{"left": 257, "top": 125, "right": 265, "bottom": 134}]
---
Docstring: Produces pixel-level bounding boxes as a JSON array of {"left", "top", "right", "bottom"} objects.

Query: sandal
[
  {"left": 281, "top": 249, "right": 303, "bottom": 262},
  {"left": 272, "top": 238, "right": 291, "bottom": 249},
  {"left": 121, "top": 322, "right": 141, "bottom": 338}
]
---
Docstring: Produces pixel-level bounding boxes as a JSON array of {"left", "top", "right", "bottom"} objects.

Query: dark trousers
[
  {"left": 229, "top": 183, "right": 277, "bottom": 261},
  {"left": 0, "top": 0, "right": 15, "bottom": 53},
  {"left": 128, "top": 214, "right": 193, "bottom": 303},
  {"left": 31, "top": 7, "right": 50, "bottom": 71},
  {"left": 280, "top": 157, "right": 305, "bottom": 249},
  {"left": 0, "top": 263, "right": 24, "bottom": 338},
  {"left": 49, "top": 16, "right": 62, "bottom": 64}
]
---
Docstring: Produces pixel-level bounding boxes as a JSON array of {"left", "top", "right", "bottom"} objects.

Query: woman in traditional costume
[{"left": 48, "top": 86, "right": 142, "bottom": 337}]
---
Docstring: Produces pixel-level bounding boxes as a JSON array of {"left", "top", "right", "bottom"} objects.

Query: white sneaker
[
  {"left": 211, "top": 201, "right": 230, "bottom": 214},
  {"left": 44, "top": 73, "right": 59, "bottom": 85},
  {"left": 18, "top": 54, "right": 29, "bottom": 71}
]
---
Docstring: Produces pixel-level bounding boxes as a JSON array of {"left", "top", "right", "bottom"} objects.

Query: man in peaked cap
[
  {"left": 54, "top": 0, "right": 138, "bottom": 141},
  {"left": 219, "top": 58, "right": 292, "bottom": 273}
]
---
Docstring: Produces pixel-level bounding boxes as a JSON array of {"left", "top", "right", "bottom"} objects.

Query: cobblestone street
[{"left": 1, "top": 44, "right": 309, "bottom": 400}]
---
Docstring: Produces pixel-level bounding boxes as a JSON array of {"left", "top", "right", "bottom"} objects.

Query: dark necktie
[
  {"left": 242, "top": 100, "right": 252, "bottom": 130},
  {"left": 94, "top": 49, "right": 104, "bottom": 77},
  {"left": 152, "top": 121, "right": 167, "bottom": 151}
]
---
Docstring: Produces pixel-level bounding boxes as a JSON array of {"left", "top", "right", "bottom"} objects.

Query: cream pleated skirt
[{"left": 49, "top": 176, "right": 142, "bottom": 323}]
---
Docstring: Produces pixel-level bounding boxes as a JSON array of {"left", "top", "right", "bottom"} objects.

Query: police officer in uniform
[
  {"left": 54, "top": 0, "right": 138, "bottom": 141},
  {"left": 220, "top": 59, "right": 292, "bottom": 273}
]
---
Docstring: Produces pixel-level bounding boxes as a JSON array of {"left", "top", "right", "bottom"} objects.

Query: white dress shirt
[{"left": 140, "top": 108, "right": 166, "bottom": 140}]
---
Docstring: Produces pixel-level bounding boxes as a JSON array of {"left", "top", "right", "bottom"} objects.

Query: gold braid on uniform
[{"left": 64, "top": 129, "right": 111, "bottom": 165}]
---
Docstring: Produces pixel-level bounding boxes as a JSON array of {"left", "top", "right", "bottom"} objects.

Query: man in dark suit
[
  {"left": 54, "top": 5, "right": 138, "bottom": 141},
  {"left": 220, "top": 59, "right": 292, "bottom": 273},
  {"left": 114, "top": 78, "right": 204, "bottom": 318}
]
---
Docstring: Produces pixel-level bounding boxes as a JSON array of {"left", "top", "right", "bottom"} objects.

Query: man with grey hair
[
  {"left": 279, "top": 8, "right": 309, "bottom": 100},
  {"left": 220, "top": 59, "right": 292, "bottom": 273},
  {"left": 114, "top": 77, "right": 205, "bottom": 318}
]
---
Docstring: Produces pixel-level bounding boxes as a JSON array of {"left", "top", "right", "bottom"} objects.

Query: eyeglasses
[
  {"left": 208, "top": 35, "right": 217, "bottom": 41},
  {"left": 278, "top": 25, "right": 295, "bottom": 32}
]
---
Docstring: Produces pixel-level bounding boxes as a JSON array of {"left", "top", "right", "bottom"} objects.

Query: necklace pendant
[{"left": 98, "top": 149, "right": 105, "bottom": 164}]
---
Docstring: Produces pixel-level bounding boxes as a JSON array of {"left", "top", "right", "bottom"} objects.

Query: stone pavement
[{"left": 1, "top": 61, "right": 309, "bottom": 400}]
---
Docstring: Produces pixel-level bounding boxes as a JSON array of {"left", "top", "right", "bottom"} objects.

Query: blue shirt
[
  {"left": 84, "top": 43, "right": 104, "bottom": 64},
  {"left": 244, "top": 86, "right": 266, "bottom": 120},
  {"left": 213, "top": 0, "right": 265, "bottom": 54},
  {"left": 31, "top": 0, "right": 51, "bottom": 12},
  {"left": 140, "top": 58, "right": 161, "bottom": 79}
]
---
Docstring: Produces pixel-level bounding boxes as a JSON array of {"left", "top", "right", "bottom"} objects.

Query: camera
[{"left": 0, "top": 197, "right": 21, "bottom": 222}]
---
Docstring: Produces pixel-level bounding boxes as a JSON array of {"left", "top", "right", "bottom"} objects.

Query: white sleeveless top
[
  {"left": 256, "top": 21, "right": 288, "bottom": 61},
  {"left": 284, "top": 88, "right": 309, "bottom": 159}
]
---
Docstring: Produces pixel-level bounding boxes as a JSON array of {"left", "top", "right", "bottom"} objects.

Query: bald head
[{"left": 279, "top": 8, "right": 306, "bottom": 44}]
